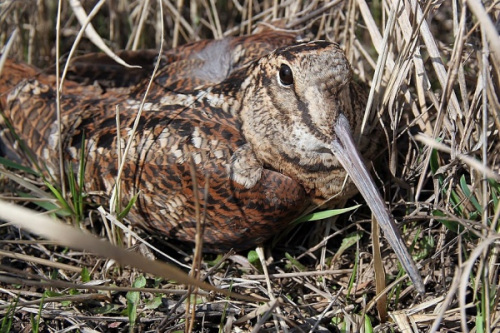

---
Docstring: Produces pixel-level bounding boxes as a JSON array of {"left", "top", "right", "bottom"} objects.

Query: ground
[{"left": 0, "top": 0, "right": 499, "bottom": 332}]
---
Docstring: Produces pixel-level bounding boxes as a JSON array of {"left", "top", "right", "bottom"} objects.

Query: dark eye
[{"left": 279, "top": 64, "right": 294, "bottom": 86}]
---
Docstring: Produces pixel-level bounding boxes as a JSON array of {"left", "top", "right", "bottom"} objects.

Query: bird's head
[{"left": 238, "top": 41, "right": 359, "bottom": 164}]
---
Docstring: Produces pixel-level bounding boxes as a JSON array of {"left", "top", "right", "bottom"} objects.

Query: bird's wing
[{"left": 0, "top": 60, "right": 309, "bottom": 250}]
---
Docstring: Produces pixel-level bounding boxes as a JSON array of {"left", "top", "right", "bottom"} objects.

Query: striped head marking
[{"left": 238, "top": 41, "right": 356, "bottom": 172}]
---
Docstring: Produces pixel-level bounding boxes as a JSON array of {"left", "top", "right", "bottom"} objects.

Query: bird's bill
[{"left": 331, "top": 113, "right": 425, "bottom": 294}]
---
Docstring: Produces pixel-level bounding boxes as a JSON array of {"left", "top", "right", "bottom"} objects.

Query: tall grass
[{"left": 0, "top": 0, "right": 498, "bottom": 332}]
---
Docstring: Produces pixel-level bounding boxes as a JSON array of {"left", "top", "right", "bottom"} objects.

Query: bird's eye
[{"left": 279, "top": 64, "right": 294, "bottom": 86}]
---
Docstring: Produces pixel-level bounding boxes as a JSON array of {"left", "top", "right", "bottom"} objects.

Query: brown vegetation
[{"left": 0, "top": 0, "right": 499, "bottom": 332}]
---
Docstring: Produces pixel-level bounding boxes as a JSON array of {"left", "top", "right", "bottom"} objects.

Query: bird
[{"left": 0, "top": 30, "right": 425, "bottom": 293}]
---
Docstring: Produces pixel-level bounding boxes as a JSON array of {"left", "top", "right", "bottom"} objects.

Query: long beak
[{"left": 331, "top": 113, "right": 425, "bottom": 294}]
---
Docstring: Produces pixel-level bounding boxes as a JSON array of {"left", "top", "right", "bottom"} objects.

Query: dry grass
[{"left": 0, "top": 0, "right": 499, "bottom": 332}]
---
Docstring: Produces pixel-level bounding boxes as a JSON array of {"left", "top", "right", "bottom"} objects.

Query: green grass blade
[
  {"left": 44, "top": 181, "right": 74, "bottom": 216},
  {"left": 429, "top": 148, "right": 440, "bottom": 176},
  {"left": 346, "top": 248, "right": 359, "bottom": 298},
  {"left": 117, "top": 191, "right": 140, "bottom": 220},
  {"left": 285, "top": 252, "right": 306, "bottom": 271},
  {"left": 0, "top": 156, "right": 40, "bottom": 176},
  {"left": 460, "top": 175, "right": 482, "bottom": 212},
  {"left": 295, "top": 204, "right": 361, "bottom": 223},
  {"left": 17, "top": 192, "right": 72, "bottom": 217},
  {"left": 0, "top": 297, "right": 18, "bottom": 333},
  {"left": 78, "top": 133, "right": 87, "bottom": 219}
]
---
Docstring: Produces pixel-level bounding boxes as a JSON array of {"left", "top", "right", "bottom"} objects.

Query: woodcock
[{"left": 0, "top": 31, "right": 424, "bottom": 293}]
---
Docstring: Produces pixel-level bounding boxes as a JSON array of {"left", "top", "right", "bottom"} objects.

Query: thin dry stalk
[{"left": 0, "top": 0, "right": 499, "bottom": 331}]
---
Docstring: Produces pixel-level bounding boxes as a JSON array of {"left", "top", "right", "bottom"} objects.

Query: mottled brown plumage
[{"left": 0, "top": 31, "right": 424, "bottom": 292}]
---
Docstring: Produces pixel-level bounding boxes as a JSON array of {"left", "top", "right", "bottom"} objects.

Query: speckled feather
[{"left": 0, "top": 31, "right": 379, "bottom": 251}]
